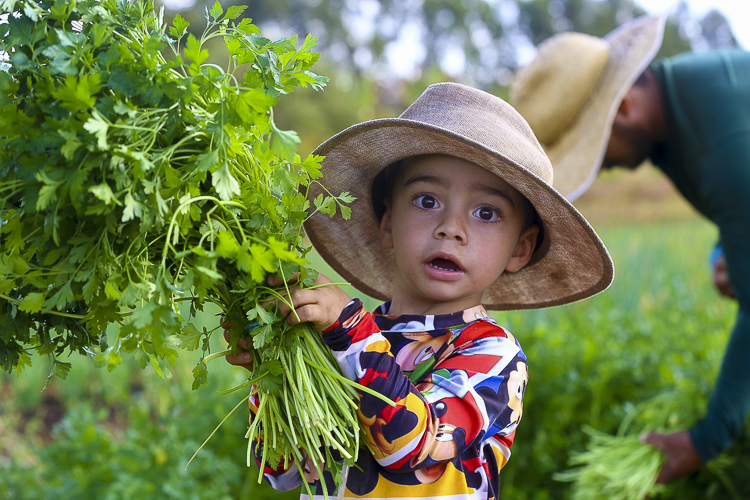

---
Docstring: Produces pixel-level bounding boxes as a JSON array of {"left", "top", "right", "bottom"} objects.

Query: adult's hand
[
  {"left": 640, "top": 430, "right": 702, "bottom": 483},
  {"left": 712, "top": 255, "right": 735, "bottom": 298}
]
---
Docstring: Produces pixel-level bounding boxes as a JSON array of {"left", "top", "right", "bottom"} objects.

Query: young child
[{"left": 226, "top": 82, "right": 614, "bottom": 499}]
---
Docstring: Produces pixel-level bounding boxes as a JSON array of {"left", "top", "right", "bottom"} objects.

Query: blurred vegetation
[
  {"left": 3, "top": 220, "right": 748, "bottom": 499},
  {"left": 159, "top": 0, "right": 737, "bottom": 85},
  {"left": 2, "top": 1, "right": 747, "bottom": 499},
  {"left": 0, "top": 306, "right": 296, "bottom": 500}
]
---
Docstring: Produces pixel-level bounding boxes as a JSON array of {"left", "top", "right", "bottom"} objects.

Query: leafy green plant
[
  {"left": 0, "top": 400, "right": 292, "bottom": 500},
  {"left": 0, "top": 0, "right": 373, "bottom": 490},
  {"left": 0, "top": 0, "right": 342, "bottom": 376},
  {"left": 553, "top": 426, "right": 665, "bottom": 500},
  {"left": 494, "top": 221, "right": 747, "bottom": 499}
]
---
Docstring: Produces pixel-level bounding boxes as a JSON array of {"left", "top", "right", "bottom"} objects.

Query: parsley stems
[
  {"left": 554, "top": 426, "right": 666, "bottom": 500},
  {"left": 201, "top": 348, "right": 232, "bottom": 364},
  {"left": 242, "top": 322, "right": 386, "bottom": 499}
]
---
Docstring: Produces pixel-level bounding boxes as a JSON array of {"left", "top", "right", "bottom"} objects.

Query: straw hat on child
[
  {"left": 510, "top": 14, "right": 667, "bottom": 201},
  {"left": 304, "top": 82, "right": 613, "bottom": 310}
]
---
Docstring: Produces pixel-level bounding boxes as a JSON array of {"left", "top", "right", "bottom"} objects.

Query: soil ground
[{"left": 573, "top": 164, "right": 699, "bottom": 226}]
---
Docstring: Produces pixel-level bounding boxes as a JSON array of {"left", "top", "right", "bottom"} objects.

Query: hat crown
[
  {"left": 305, "top": 81, "right": 614, "bottom": 310},
  {"left": 399, "top": 82, "right": 554, "bottom": 185},
  {"left": 510, "top": 33, "right": 610, "bottom": 145}
]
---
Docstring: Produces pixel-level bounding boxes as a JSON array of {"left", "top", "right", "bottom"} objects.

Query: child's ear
[
  {"left": 378, "top": 202, "right": 394, "bottom": 249},
  {"left": 505, "top": 224, "right": 540, "bottom": 273}
]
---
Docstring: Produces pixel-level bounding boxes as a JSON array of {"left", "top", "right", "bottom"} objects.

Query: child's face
[{"left": 379, "top": 154, "right": 538, "bottom": 315}]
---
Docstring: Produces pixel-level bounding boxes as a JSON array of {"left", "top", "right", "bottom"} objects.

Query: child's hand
[
  {"left": 267, "top": 272, "right": 352, "bottom": 331},
  {"left": 222, "top": 322, "right": 254, "bottom": 372}
]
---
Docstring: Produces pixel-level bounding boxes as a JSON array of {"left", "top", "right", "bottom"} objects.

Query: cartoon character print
[
  {"left": 505, "top": 360, "right": 528, "bottom": 427},
  {"left": 461, "top": 305, "right": 494, "bottom": 325},
  {"left": 359, "top": 410, "right": 398, "bottom": 456},
  {"left": 340, "top": 303, "right": 369, "bottom": 331},
  {"left": 359, "top": 372, "right": 476, "bottom": 489},
  {"left": 263, "top": 302, "right": 529, "bottom": 498},
  {"left": 301, "top": 455, "right": 324, "bottom": 484},
  {"left": 408, "top": 369, "right": 482, "bottom": 485},
  {"left": 394, "top": 328, "right": 456, "bottom": 373},
  {"left": 356, "top": 364, "right": 421, "bottom": 460},
  {"left": 411, "top": 425, "right": 458, "bottom": 484}
]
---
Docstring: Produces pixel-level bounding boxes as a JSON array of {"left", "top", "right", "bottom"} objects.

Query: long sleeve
[
  {"left": 651, "top": 50, "right": 750, "bottom": 462},
  {"left": 690, "top": 229, "right": 750, "bottom": 461},
  {"left": 322, "top": 300, "right": 528, "bottom": 473}
]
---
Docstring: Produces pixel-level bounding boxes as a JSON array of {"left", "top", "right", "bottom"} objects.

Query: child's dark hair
[
  {"left": 371, "top": 156, "right": 543, "bottom": 242},
  {"left": 370, "top": 159, "right": 401, "bottom": 223}
]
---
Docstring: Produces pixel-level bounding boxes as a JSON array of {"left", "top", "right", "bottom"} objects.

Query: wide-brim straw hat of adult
[
  {"left": 510, "top": 14, "right": 667, "bottom": 201},
  {"left": 304, "top": 82, "right": 613, "bottom": 310}
]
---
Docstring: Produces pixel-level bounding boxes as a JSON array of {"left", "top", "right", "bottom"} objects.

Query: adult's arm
[{"left": 690, "top": 227, "right": 750, "bottom": 461}]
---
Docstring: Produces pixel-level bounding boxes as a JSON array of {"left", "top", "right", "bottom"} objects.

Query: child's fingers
[
  {"left": 266, "top": 272, "right": 301, "bottom": 288},
  {"left": 285, "top": 304, "right": 337, "bottom": 331},
  {"left": 283, "top": 287, "right": 321, "bottom": 316},
  {"left": 259, "top": 284, "right": 310, "bottom": 318},
  {"left": 285, "top": 302, "right": 316, "bottom": 326},
  {"left": 285, "top": 288, "right": 349, "bottom": 331},
  {"left": 225, "top": 350, "right": 254, "bottom": 371},
  {"left": 223, "top": 326, "right": 253, "bottom": 371},
  {"left": 263, "top": 271, "right": 350, "bottom": 330},
  {"left": 223, "top": 327, "right": 251, "bottom": 350},
  {"left": 263, "top": 271, "right": 332, "bottom": 310}
]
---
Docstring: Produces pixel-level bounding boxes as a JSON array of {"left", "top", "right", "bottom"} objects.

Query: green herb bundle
[
  {"left": 553, "top": 425, "right": 666, "bottom": 500},
  {"left": 552, "top": 393, "right": 696, "bottom": 500},
  {"left": 0, "top": 0, "right": 373, "bottom": 492}
]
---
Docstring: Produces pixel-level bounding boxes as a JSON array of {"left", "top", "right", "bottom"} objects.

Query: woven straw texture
[
  {"left": 304, "top": 82, "right": 614, "bottom": 310},
  {"left": 511, "top": 15, "right": 666, "bottom": 201}
]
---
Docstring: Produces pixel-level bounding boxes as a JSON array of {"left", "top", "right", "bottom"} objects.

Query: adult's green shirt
[{"left": 651, "top": 49, "right": 750, "bottom": 461}]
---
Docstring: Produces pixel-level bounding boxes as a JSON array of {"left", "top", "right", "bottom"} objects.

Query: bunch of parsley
[{"left": 0, "top": 0, "right": 372, "bottom": 489}]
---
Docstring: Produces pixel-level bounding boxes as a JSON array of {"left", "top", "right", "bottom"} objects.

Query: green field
[{"left": 2, "top": 216, "right": 747, "bottom": 499}]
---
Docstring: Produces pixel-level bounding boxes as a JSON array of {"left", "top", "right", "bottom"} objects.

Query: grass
[
  {"left": 493, "top": 216, "right": 744, "bottom": 499},
  {"left": 1, "top": 169, "right": 745, "bottom": 499}
]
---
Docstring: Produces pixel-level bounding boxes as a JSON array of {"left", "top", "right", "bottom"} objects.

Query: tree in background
[
  {"left": 156, "top": 0, "right": 738, "bottom": 154},
  {"left": 161, "top": 0, "right": 738, "bottom": 87}
]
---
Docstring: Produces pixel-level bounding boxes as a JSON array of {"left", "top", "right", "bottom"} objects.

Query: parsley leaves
[{"left": 0, "top": 0, "right": 350, "bottom": 381}]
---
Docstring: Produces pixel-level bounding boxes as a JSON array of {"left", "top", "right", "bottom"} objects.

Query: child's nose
[{"left": 434, "top": 211, "right": 467, "bottom": 243}]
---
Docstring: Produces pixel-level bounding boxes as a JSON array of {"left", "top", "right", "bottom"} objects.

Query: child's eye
[
  {"left": 474, "top": 206, "right": 501, "bottom": 221},
  {"left": 414, "top": 195, "right": 439, "bottom": 209}
]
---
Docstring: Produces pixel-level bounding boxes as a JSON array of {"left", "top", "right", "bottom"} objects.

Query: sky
[
  {"left": 637, "top": 0, "right": 748, "bottom": 49},
  {"left": 160, "top": 0, "right": 748, "bottom": 50}
]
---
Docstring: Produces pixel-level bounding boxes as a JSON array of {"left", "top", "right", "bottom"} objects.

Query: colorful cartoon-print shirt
[{"left": 247, "top": 299, "right": 528, "bottom": 499}]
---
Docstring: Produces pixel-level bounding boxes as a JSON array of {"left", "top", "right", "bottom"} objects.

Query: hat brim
[
  {"left": 304, "top": 119, "right": 614, "bottom": 310},
  {"left": 548, "top": 14, "right": 667, "bottom": 201}
]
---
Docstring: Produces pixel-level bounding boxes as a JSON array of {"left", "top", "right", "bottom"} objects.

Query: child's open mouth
[{"left": 428, "top": 258, "right": 462, "bottom": 272}]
